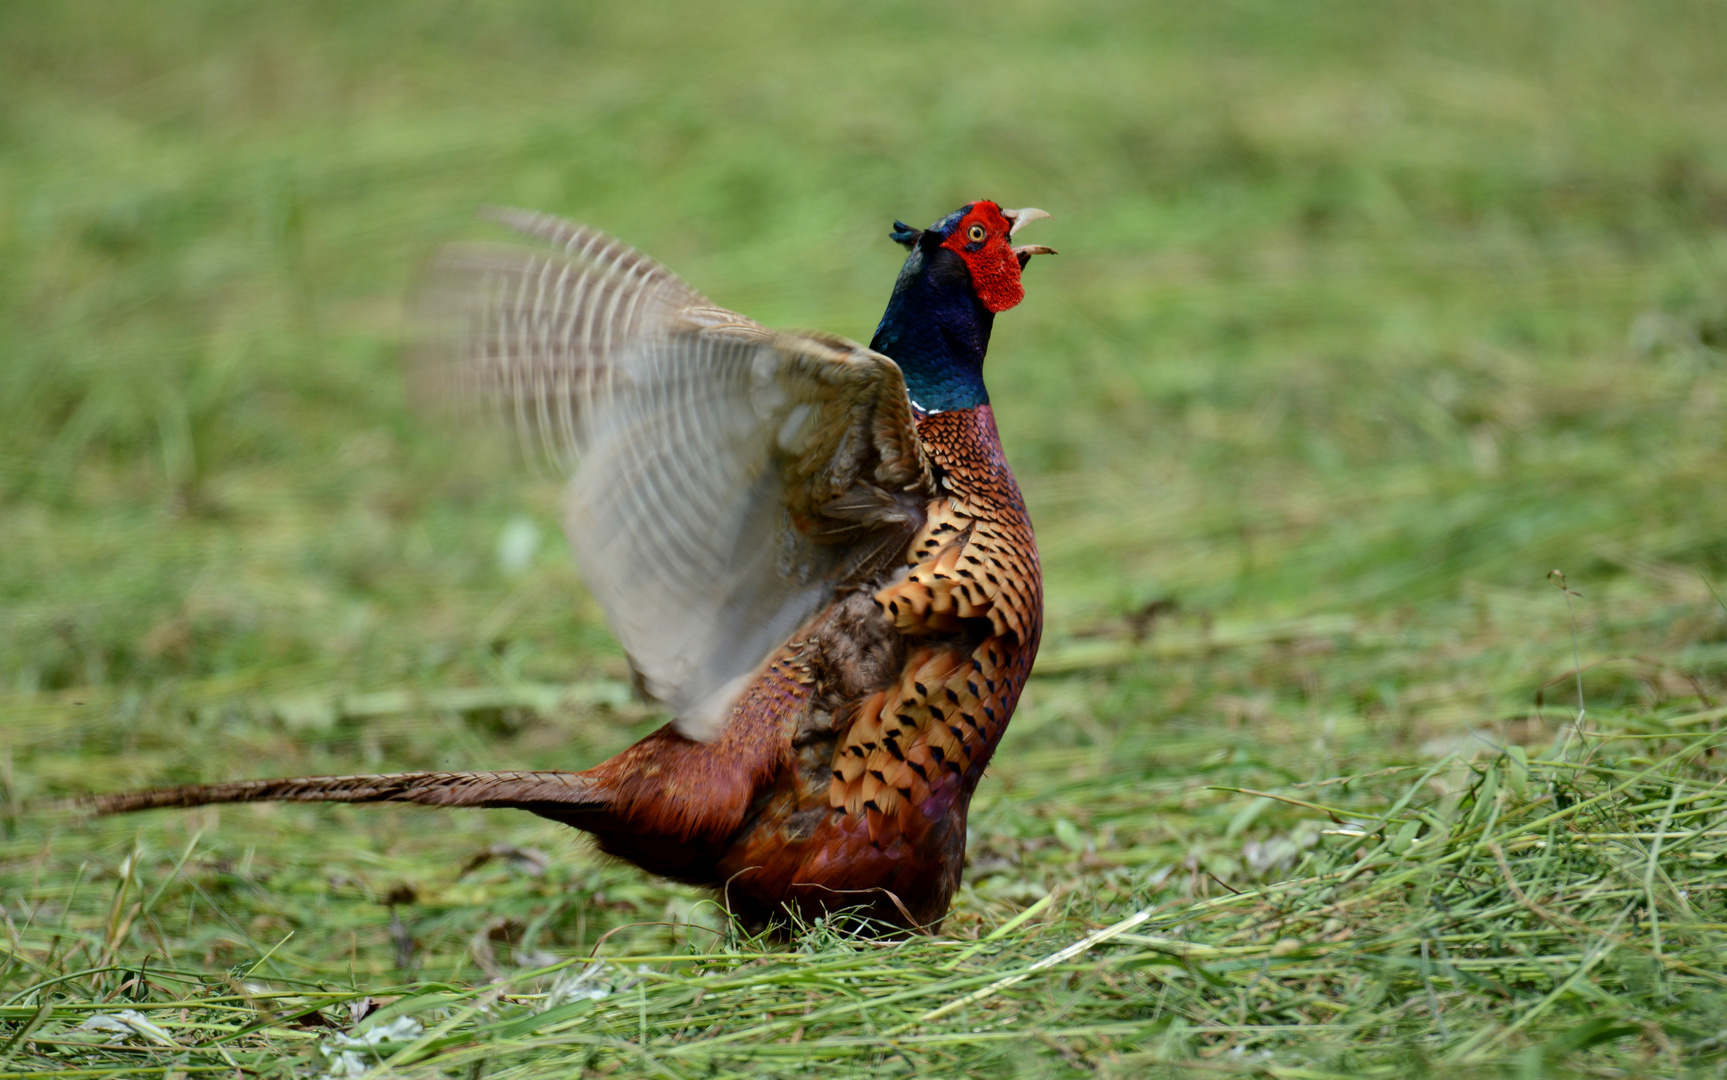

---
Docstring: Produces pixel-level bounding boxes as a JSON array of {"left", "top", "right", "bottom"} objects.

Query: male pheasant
[{"left": 86, "top": 201, "right": 1055, "bottom": 933}]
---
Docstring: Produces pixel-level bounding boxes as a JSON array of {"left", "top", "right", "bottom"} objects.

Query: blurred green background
[
  {"left": 8, "top": 0, "right": 1726, "bottom": 726},
  {"left": 4, "top": 0, "right": 1727, "bottom": 1068}
]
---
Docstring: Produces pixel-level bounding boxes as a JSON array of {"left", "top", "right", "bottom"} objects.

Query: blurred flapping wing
[{"left": 419, "top": 209, "right": 932, "bottom": 739}]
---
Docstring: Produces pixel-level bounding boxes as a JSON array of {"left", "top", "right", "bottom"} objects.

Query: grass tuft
[{"left": 8, "top": 731, "right": 1727, "bottom": 1076}]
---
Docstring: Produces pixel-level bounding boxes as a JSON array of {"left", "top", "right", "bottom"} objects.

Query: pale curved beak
[{"left": 1002, "top": 207, "right": 1051, "bottom": 237}]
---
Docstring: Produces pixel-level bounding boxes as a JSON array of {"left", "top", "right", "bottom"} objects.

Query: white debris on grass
[
  {"left": 540, "top": 960, "right": 614, "bottom": 1011},
  {"left": 318, "top": 1016, "right": 424, "bottom": 1078},
  {"left": 75, "top": 1009, "right": 179, "bottom": 1047},
  {"left": 496, "top": 515, "right": 543, "bottom": 576}
]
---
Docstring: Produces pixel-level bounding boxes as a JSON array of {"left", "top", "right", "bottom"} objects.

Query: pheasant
[{"left": 85, "top": 201, "right": 1055, "bottom": 933}]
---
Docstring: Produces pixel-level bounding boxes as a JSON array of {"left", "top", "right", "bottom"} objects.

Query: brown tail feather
[{"left": 82, "top": 770, "right": 607, "bottom": 822}]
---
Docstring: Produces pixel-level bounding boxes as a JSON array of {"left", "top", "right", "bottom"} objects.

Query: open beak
[{"left": 1001, "top": 207, "right": 1056, "bottom": 268}]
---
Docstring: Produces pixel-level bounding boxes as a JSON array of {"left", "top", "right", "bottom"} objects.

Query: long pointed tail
[{"left": 81, "top": 770, "right": 606, "bottom": 823}]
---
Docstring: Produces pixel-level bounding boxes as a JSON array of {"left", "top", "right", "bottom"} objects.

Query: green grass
[{"left": 5, "top": 0, "right": 1727, "bottom": 1075}]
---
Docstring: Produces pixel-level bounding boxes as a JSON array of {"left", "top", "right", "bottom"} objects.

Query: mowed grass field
[{"left": 5, "top": 1, "right": 1727, "bottom": 1075}]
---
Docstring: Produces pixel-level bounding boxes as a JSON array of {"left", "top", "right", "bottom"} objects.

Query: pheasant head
[{"left": 871, "top": 200, "right": 1054, "bottom": 414}]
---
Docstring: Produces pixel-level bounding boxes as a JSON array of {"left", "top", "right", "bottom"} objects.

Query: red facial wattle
[{"left": 939, "top": 201, "right": 1026, "bottom": 314}]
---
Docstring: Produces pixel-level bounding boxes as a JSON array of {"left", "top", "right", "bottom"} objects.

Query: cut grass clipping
[{"left": 7, "top": 681, "right": 1727, "bottom": 1076}]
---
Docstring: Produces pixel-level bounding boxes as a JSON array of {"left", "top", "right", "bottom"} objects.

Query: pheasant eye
[{"left": 967, "top": 223, "right": 986, "bottom": 243}]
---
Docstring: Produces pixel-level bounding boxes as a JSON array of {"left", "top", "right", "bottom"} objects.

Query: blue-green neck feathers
[{"left": 869, "top": 233, "right": 994, "bottom": 414}]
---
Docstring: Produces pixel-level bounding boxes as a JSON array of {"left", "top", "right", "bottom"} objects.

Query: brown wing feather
[{"left": 416, "top": 210, "right": 933, "bottom": 739}]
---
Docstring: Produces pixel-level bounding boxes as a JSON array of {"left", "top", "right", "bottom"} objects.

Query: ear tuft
[{"left": 889, "top": 221, "right": 922, "bottom": 248}]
